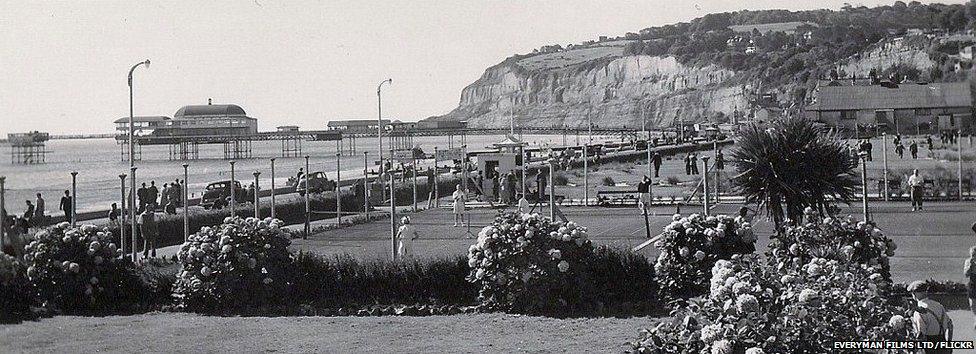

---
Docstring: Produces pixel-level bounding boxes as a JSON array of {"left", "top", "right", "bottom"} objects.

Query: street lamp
[
  {"left": 127, "top": 59, "right": 149, "bottom": 262},
  {"left": 377, "top": 78, "right": 393, "bottom": 189}
]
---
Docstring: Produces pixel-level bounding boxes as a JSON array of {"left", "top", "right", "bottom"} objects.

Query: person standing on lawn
[
  {"left": 909, "top": 280, "right": 953, "bottom": 352},
  {"left": 397, "top": 216, "right": 418, "bottom": 259},
  {"left": 652, "top": 152, "right": 662, "bottom": 178},
  {"left": 908, "top": 169, "right": 925, "bottom": 211},
  {"left": 926, "top": 135, "right": 933, "bottom": 150},
  {"left": 452, "top": 184, "right": 466, "bottom": 227},
  {"left": 684, "top": 153, "right": 692, "bottom": 175},
  {"left": 910, "top": 141, "right": 919, "bottom": 159},
  {"left": 964, "top": 246, "right": 976, "bottom": 329},
  {"left": 895, "top": 142, "right": 905, "bottom": 159}
]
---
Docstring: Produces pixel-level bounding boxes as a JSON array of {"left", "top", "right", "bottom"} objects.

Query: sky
[{"left": 0, "top": 0, "right": 964, "bottom": 135}]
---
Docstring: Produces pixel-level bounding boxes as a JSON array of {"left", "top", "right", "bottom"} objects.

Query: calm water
[{"left": 0, "top": 134, "right": 613, "bottom": 213}]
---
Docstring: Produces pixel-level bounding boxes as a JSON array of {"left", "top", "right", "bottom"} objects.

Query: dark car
[
  {"left": 295, "top": 171, "right": 337, "bottom": 196},
  {"left": 201, "top": 180, "right": 247, "bottom": 209}
]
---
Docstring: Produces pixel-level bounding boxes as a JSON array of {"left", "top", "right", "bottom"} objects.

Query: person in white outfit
[
  {"left": 452, "top": 184, "right": 466, "bottom": 227},
  {"left": 397, "top": 216, "right": 418, "bottom": 259}
]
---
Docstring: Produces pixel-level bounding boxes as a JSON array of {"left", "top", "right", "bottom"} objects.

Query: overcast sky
[{"left": 0, "top": 0, "right": 962, "bottom": 135}]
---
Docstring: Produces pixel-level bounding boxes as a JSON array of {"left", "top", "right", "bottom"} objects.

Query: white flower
[
  {"left": 798, "top": 289, "right": 819, "bottom": 306},
  {"left": 745, "top": 348, "right": 764, "bottom": 354},
  {"left": 679, "top": 247, "right": 691, "bottom": 258},
  {"left": 888, "top": 315, "right": 906, "bottom": 330},
  {"left": 700, "top": 324, "right": 723, "bottom": 343},
  {"left": 711, "top": 340, "right": 732, "bottom": 354},
  {"left": 672, "top": 213, "right": 682, "bottom": 222},
  {"left": 557, "top": 260, "right": 570, "bottom": 272},
  {"left": 548, "top": 249, "right": 562, "bottom": 260},
  {"left": 694, "top": 250, "right": 706, "bottom": 261},
  {"left": 736, "top": 293, "right": 759, "bottom": 313}
]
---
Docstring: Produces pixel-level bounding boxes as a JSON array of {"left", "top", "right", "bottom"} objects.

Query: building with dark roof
[
  {"left": 153, "top": 100, "right": 257, "bottom": 136},
  {"left": 804, "top": 82, "right": 973, "bottom": 134}
]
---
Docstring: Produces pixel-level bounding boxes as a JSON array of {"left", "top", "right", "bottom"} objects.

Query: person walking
[
  {"left": 926, "top": 135, "right": 934, "bottom": 151},
  {"left": 895, "top": 142, "right": 905, "bottom": 159},
  {"left": 908, "top": 280, "right": 953, "bottom": 352},
  {"left": 690, "top": 153, "right": 699, "bottom": 175},
  {"left": 908, "top": 169, "right": 925, "bottom": 211},
  {"left": 172, "top": 179, "right": 183, "bottom": 207},
  {"left": 139, "top": 208, "right": 158, "bottom": 259},
  {"left": 59, "top": 190, "right": 72, "bottom": 221},
  {"left": 965, "top": 246, "right": 976, "bottom": 329},
  {"left": 397, "top": 216, "right": 418, "bottom": 259},
  {"left": 652, "top": 152, "right": 662, "bottom": 178},
  {"left": 33, "top": 193, "right": 45, "bottom": 226},
  {"left": 910, "top": 141, "right": 919, "bottom": 159},
  {"left": 864, "top": 139, "right": 873, "bottom": 161},
  {"left": 637, "top": 175, "right": 652, "bottom": 210},
  {"left": 715, "top": 149, "right": 725, "bottom": 171},
  {"left": 684, "top": 153, "right": 692, "bottom": 176},
  {"left": 452, "top": 184, "right": 466, "bottom": 227}
]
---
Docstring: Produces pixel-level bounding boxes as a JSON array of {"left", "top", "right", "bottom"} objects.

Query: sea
[{"left": 0, "top": 133, "right": 612, "bottom": 214}]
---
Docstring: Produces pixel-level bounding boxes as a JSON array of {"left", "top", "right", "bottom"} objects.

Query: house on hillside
[
  {"left": 728, "top": 21, "right": 818, "bottom": 35},
  {"left": 804, "top": 82, "right": 974, "bottom": 134}
]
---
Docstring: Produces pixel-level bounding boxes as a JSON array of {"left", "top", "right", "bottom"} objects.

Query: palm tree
[{"left": 731, "top": 116, "right": 858, "bottom": 227}]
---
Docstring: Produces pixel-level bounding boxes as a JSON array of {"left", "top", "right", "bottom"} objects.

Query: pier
[
  {"left": 7, "top": 131, "right": 50, "bottom": 164},
  {"left": 118, "top": 130, "right": 343, "bottom": 161}
]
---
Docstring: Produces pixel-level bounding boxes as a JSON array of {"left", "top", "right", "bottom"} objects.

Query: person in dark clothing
[
  {"left": 22, "top": 200, "right": 34, "bottom": 229},
  {"left": 910, "top": 141, "right": 919, "bottom": 159},
  {"left": 108, "top": 203, "right": 120, "bottom": 224},
  {"left": 684, "top": 153, "right": 692, "bottom": 175},
  {"left": 864, "top": 140, "right": 873, "bottom": 161},
  {"left": 895, "top": 142, "right": 905, "bottom": 159},
  {"left": 715, "top": 150, "right": 725, "bottom": 171},
  {"left": 137, "top": 183, "right": 148, "bottom": 213},
  {"left": 147, "top": 181, "right": 159, "bottom": 210},
  {"left": 652, "top": 152, "right": 662, "bottom": 178},
  {"left": 690, "top": 153, "right": 699, "bottom": 175},
  {"left": 59, "top": 190, "right": 72, "bottom": 221},
  {"left": 926, "top": 135, "right": 933, "bottom": 150}
]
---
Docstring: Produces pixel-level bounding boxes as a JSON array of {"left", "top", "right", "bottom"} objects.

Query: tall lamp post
[
  {"left": 859, "top": 152, "right": 870, "bottom": 222},
  {"left": 182, "top": 164, "right": 189, "bottom": 242},
  {"left": 127, "top": 59, "right": 149, "bottom": 262},
  {"left": 377, "top": 78, "right": 393, "bottom": 198}
]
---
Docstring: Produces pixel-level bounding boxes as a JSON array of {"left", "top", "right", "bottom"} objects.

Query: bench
[{"left": 596, "top": 186, "right": 641, "bottom": 206}]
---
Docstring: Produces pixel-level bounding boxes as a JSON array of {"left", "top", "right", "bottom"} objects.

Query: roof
[
  {"left": 174, "top": 104, "right": 246, "bottom": 118},
  {"left": 113, "top": 116, "right": 171, "bottom": 124},
  {"left": 493, "top": 134, "right": 527, "bottom": 147},
  {"left": 327, "top": 119, "right": 390, "bottom": 127},
  {"left": 806, "top": 82, "right": 972, "bottom": 111},
  {"left": 729, "top": 21, "right": 818, "bottom": 34}
]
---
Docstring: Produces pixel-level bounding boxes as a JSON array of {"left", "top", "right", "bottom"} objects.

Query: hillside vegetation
[{"left": 427, "top": 2, "right": 976, "bottom": 129}]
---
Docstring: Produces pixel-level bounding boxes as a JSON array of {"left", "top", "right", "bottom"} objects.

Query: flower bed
[
  {"left": 0, "top": 253, "right": 34, "bottom": 322},
  {"left": 172, "top": 217, "right": 294, "bottom": 311},
  {"left": 768, "top": 208, "right": 897, "bottom": 280},
  {"left": 22, "top": 223, "right": 149, "bottom": 314},
  {"left": 653, "top": 213, "right": 756, "bottom": 300},
  {"left": 631, "top": 213, "right": 912, "bottom": 353},
  {"left": 466, "top": 212, "right": 597, "bottom": 315}
]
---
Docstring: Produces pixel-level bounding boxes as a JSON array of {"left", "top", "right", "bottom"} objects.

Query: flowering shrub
[
  {"left": 0, "top": 253, "right": 34, "bottom": 322},
  {"left": 466, "top": 212, "right": 596, "bottom": 314},
  {"left": 768, "top": 207, "right": 897, "bottom": 280},
  {"left": 632, "top": 214, "right": 913, "bottom": 353},
  {"left": 173, "top": 217, "right": 294, "bottom": 312},
  {"left": 653, "top": 213, "right": 756, "bottom": 299},
  {"left": 22, "top": 222, "right": 142, "bottom": 313}
]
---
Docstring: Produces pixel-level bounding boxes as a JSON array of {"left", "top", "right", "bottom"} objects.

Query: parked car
[
  {"left": 295, "top": 171, "right": 336, "bottom": 196},
  {"left": 201, "top": 180, "right": 247, "bottom": 209}
]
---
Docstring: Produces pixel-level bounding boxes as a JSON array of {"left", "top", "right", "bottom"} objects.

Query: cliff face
[{"left": 429, "top": 54, "right": 751, "bottom": 129}]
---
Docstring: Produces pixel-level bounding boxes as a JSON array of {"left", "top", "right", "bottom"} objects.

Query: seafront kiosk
[{"left": 474, "top": 135, "right": 526, "bottom": 200}]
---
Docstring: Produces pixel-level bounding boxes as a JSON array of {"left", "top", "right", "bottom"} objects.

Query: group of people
[
  {"left": 891, "top": 134, "right": 920, "bottom": 159},
  {"left": 136, "top": 180, "right": 184, "bottom": 215}
]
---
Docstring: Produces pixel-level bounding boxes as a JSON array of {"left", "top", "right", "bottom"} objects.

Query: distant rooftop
[
  {"left": 174, "top": 104, "right": 247, "bottom": 118},
  {"left": 327, "top": 119, "right": 391, "bottom": 127},
  {"left": 729, "top": 21, "right": 818, "bottom": 35},
  {"left": 806, "top": 82, "right": 972, "bottom": 111},
  {"left": 113, "top": 116, "right": 171, "bottom": 124}
]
